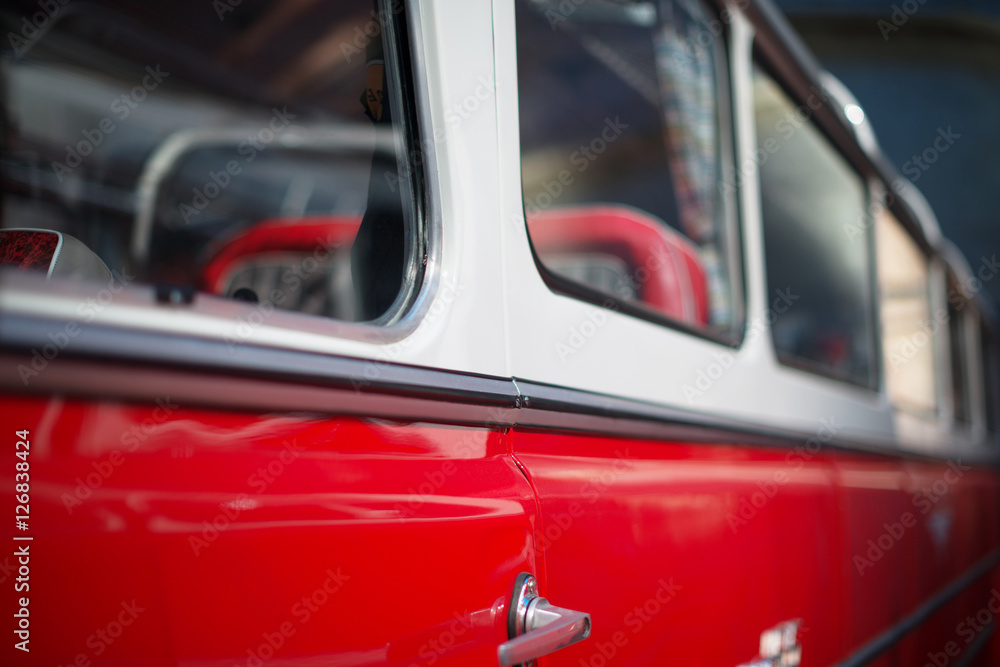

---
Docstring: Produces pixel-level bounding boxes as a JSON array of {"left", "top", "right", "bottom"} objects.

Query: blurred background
[{"left": 775, "top": 0, "right": 1000, "bottom": 315}]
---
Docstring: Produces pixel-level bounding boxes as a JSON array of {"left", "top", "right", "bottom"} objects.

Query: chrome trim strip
[
  {"left": 0, "top": 315, "right": 518, "bottom": 410},
  {"left": 833, "top": 549, "right": 1000, "bottom": 667},
  {"left": 0, "top": 353, "right": 519, "bottom": 427},
  {"left": 512, "top": 378, "right": 961, "bottom": 461},
  {"left": 376, "top": 0, "right": 427, "bottom": 326},
  {"left": 384, "top": 0, "right": 444, "bottom": 335},
  {"left": 2, "top": 313, "right": 998, "bottom": 464},
  {"left": 48, "top": 231, "right": 64, "bottom": 280}
]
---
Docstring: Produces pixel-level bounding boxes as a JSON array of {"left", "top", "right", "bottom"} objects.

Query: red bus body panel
[
  {"left": 2, "top": 393, "right": 997, "bottom": 666},
  {"left": 0, "top": 395, "right": 536, "bottom": 667}
]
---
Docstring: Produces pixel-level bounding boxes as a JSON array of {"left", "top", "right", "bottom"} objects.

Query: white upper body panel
[{"left": 0, "top": 0, "right": 993, "bottom": 458}]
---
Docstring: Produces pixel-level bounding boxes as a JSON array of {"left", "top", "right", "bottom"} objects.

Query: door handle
[{"left": 497, "top": 573, "right": 591, "bottom": 666}]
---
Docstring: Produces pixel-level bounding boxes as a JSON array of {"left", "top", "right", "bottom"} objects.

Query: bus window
[
  {"left": 1, "top": 0, "right": 421, "bottom": 323},
  {"left": 874, "top": 207, "right": 936, "bottom": 417},
  {"left": 753, "top": 64, "right": 876, "bottom": 387},
  {"left": 947, "top": 274, "right": 971, "bottom": 426},
  {"left": 514, "top": 0, "right": 741, "bottom": 340},
  {"left": 982, "top": 319, "right": 999, "bottom": 438}
]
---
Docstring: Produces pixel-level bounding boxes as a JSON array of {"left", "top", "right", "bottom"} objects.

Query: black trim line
[
  {"left": 954, "top": 621, "right": 994, "bottom": 667},
  {"left": 833, "top": 549, "right": 1000, "bottom": 667},
  {"left": 2, "top": 315, "right": 998, "bottom": 465},
  {"left": 517, "top": 377, "right": 822, "bottom": 446},
  {"left": 0, "top": 315, "right": 519, "bottom": 408},
  {"left": 513, "top": 378, "right": 998, "bottom": 465}
]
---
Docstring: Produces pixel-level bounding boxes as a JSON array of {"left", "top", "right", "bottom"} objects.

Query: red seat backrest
[
  {"left": 527, "top": 205, "right": 709, "bottom": 327},
  {"left": 201, "top": 216, "right": 362, "bottom": 294}
]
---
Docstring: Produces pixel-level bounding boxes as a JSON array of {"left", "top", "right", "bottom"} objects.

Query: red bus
[{"left": 1, "top": 0, "right": 998, "bottom": 665}]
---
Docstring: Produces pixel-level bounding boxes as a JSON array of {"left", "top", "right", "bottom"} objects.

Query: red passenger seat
[
  {"left": 527, "top": 205, "right": 709, "bottom": 326},
  {"left": 201, "top": 216, "right": 362, "bottom": 295}
]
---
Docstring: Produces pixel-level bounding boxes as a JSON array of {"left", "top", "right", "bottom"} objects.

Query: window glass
[
  {"left": 874, "top": 208, "right": 936, "bottom": 416},
  {"left": 753, "top": 64, "right": 876, "bottom": 386},
  {"left": 1, "top": 0, "right": 419, "bottom": 323},
  {"left": 983, "top": 320, "right": 999, "bottom": 436},
  {"left": 515, "top": 0, "right": 740, "bottom": 337},
  {"left": 946, "top": 274, "right": 970, "bottom": 425}
]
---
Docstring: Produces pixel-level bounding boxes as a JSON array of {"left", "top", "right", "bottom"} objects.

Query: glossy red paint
[
  {"left": 1, "top": 393, "right": 998, "bottom": 666},
  {"left": 895, "top": 461, "right": 1000, "bottom": 666},
  {"left": 0, "top": 395, "right": 537, "bottom": 666},
  {"left": 513, "top": 431, "right": 845, "bottom": 666},
  {"left": 512, "top": 432, "right": 1000, "bottom": 667}
]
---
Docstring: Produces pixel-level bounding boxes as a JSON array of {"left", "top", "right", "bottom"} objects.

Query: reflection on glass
[
  {"left": 1, "top": 0, "right": 416, "bottom": 322},
  {"left": 753, "top": 65, "right": 875, "bottom": 387},
  {"left": 876, "top": 209, "right": 936, "bottom": 416},
  {"left": 515, "top": 0, "right": 739, "bottom": 336}
]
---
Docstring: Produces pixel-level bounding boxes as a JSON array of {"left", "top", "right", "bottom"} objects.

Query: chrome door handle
[{"left": 498, "top": 574, "right": 591, "bottom": 666}]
